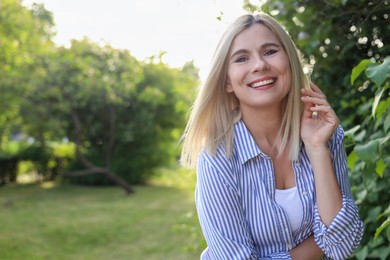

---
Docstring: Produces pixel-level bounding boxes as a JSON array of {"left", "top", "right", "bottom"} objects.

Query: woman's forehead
[{"left": 230, "top": 24, "right": 281, "bottom": 51}]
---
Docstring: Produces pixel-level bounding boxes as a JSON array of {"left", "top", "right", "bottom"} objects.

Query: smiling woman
[{"left": 180, "top": 13, "right": 363, "bottom": 260}]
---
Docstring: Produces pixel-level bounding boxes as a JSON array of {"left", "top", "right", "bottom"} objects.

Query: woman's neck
[{"left": 241, "top": 105, "right": 285, "bottom": 152}]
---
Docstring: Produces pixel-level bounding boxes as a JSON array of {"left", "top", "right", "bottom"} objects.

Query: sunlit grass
[{"left": 0, "top": 167, "right": 205, "bottom": 259}]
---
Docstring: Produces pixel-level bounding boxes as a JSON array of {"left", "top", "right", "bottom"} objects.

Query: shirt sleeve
[
  {"left": 313, "top": 126, "right": 364, "bottom": 260},
  {"left": 196, "top": 154, "right": 292, "bottom": 260}
]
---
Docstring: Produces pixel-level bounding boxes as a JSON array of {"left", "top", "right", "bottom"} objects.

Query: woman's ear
[{"left": 225, "top": 78, "right": 234, "bottom": 93}]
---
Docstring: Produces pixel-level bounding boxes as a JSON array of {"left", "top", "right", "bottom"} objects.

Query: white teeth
[{"left": 249, "top": 79, "right": 275, "bottom": 88}]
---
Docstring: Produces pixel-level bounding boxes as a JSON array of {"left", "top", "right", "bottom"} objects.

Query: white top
[{"left": 275, "top": 186, "right": 303, "bottom": 233}]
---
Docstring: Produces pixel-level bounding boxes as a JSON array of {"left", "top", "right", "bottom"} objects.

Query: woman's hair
[{"left": 181, "top": 13, "right": 310, "bottom": 168}]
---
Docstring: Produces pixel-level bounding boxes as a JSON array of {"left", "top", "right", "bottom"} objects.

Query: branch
[
  {"left": 62, "top": 166, "right": 134, "bottom": 194},
  {"left": 62, "top": 167, "right": 107, "bottom": 177}
]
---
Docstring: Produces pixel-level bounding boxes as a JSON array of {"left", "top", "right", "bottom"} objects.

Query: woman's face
[{"left": 226, "top": 23, "right": 291, "bottom": 111}]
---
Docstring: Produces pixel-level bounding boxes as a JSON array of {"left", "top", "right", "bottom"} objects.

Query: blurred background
[{"left": 0, "top": 0, "right": 389, "bottom": 259}]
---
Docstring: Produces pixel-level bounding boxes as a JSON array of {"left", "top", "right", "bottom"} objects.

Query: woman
[{"left": 181, "top": 13, "right": 363, "bottom": 259}]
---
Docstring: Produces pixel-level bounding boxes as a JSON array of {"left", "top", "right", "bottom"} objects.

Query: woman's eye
[
  {"left": 234, "top": 56, "right": 248, "bottom": 63},
  {"left": 264, "top": 49, "right": 277, "bottom": 56}
]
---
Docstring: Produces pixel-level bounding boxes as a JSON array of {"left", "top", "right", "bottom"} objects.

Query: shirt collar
[{"left": 233, "top": 120, "right": 269, "bottom": 164}]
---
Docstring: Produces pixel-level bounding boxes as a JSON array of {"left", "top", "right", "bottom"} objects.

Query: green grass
[{"left": 0, "top": 167, "right": 205, "bottom": 260}]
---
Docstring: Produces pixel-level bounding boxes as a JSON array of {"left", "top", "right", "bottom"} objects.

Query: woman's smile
[{"left": 247, "top": 77, "right": 277, "bottom": 89}]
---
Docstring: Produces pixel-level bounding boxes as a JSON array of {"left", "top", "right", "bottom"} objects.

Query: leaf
[
  {"left": 354, "top": 246, "right": 368, "bottom": 260},
  {"left": 366, "top": 56, "right": 390, "bottom": 87},
  {"left": 354, "top": 129, "right": 367, "bottom": 142},
  {"left": 344, "top": 125, "right": 361, "bottom": 137},
  {"left": 375, "top": 159, "right": 386, "bottom": 178},
  {"left": 372, "top": 87, "right": 385, "bottom": 118},
  {"left": 354, "top": 136, "right": 390, "bottom": 162},
  {"left": 377, "top": 204, "right": 390, "bottom": 219},
  {"left": 385, "top": 113, "right": 390, "bottom": 133},
  {"left": 375, "top": 217, "right": 390, "bottom": 239},
  {"left": 354, "top": 140, "right": 379, "bottom": 161},
  {"left": 351, "top": 59, "right": 372, "bottom": 85},
  {"left": 375, "top": 95, "right": 390, "bottom": 121},
  {"left": 355, "top": 189, "right": 367, "bottom": 205},
  {"left": 387, "top": 225, "right": 390, "bottom": 242},
  {"left": 347, "top": 150, "right": 359, "bottom": 169}
]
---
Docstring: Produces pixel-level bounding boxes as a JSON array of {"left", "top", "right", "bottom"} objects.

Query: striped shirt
[{"left": 195, "top": 120, "right": 363, "bottom": 260}]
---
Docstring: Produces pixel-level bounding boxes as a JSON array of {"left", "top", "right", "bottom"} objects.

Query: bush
[
  {"left": 0, "top": 157, "right": 18, "bottom": 185},
  {"left": 347, "top": 57, "right": 390, "bottom": 259}
]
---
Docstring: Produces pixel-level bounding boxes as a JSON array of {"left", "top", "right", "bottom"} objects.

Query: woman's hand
[{"left": 300, "top": 82, "right": 340, "bottom": 148}]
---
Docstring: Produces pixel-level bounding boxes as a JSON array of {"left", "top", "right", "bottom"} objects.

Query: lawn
[{"left": 0, "top": 167, "right": 205, "bottom": 260}]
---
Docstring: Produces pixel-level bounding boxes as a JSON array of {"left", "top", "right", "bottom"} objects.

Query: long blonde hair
[{"left": 181, "top": 13, "right": 310, "bottom": 168}]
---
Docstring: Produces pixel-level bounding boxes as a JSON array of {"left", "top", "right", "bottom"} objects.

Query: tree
[
  {"left": 0, "top": 0, "right": 54, "bottom": 146},
  {"left": 1, "top": 0, "right": 199, "bottom": 190},
  {"left": 22, "top": 38, "right": 146, "bottom": 193},
  {"left": 20, "top": 37, "right": 198, "bottom": 192},
  {"left": 0, "top": 0, "right": 55, "bottom": 183}
]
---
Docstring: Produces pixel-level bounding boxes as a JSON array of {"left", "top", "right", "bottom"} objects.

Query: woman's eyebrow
[
  {"left": 230, "top": 49, "right": 249, "bottom": 60},
  {"left": 230, "top": 42, "right": 281, "bottom": 59}
]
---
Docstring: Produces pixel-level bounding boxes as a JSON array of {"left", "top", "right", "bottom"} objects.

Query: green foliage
[
  {"left": 245, "top": 0, "right": 390, "bottom": 257},
  {"left": 0, "top": 0, "right": 55, "bottom": 146},
  {"left": 348, "top": 57, "right": 390, "bottom": 258},
  {"left": 0, "top": 141, "right": 27, "bottom": 185},
  {"left": 0, "top": 1, "right": 199, "bottom": 186},
  {"left": 19, "top": 144, "right": 51, "bottom": 176},
  {"left": 41, "top": 40, "right": 198, "bottom": 185},
  {"left": 366, "top": 56, "right": 390, "bottom": 87},
  {"left": 17, "top": 142, "right": 74, "bottom": 181}
]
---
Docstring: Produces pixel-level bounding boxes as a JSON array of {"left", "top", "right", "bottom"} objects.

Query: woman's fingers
[
  {"left": 310, "top": 104, "right": 332, "bottom": 113},
  {"left": 301, "top": 83, "right": 339, "bottom": 122},
  {"left": 301, "top": 95, "right": 328, "bottom": 106},
  {"left": 302, "top": 100, "right": 315, "bottom": 118},
  {"left": 309, "top": 82, "right": 325, "bottom": 95},
  {"left": 301, "top": 88, "right": 326, "bottom": 100},
  {"left": 301, "top": 83, "right": 328, "bottom": 108}
]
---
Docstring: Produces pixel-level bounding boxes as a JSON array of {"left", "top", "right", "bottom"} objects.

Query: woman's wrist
[{"left": 304, "top": 142, "right": 330, "bottom": 156}]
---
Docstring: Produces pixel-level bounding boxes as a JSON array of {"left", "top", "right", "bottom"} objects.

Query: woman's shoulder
[
  {"left": 198, "top": 144, "right": 231, "bottom": 168},
  {"left": 198, "top": 119, "right": 259, "bottom": 170}
]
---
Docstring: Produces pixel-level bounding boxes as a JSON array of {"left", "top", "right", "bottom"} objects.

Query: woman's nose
[{"left": 252, "top": 56, "right": 269, "bottom": 72}]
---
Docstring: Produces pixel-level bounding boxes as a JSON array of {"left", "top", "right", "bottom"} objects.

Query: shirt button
[{"left": 302, "top": 191, "right": 308, "bottom": 196}]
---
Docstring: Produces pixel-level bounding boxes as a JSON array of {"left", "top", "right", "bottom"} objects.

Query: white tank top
[{"left": 275, "top": 186, "right": 303, "bottom": 233}]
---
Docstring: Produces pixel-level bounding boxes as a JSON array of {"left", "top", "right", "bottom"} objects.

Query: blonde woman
[{"left": 181, "top": 13, "right": 363, "bottom": 259}]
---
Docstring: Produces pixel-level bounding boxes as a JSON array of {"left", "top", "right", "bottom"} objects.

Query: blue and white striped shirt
[{"left": 196, "top": 120, "right": 363, "bottom": 260}]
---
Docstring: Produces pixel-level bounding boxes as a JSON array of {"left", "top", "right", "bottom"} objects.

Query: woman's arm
[
  {"left": 301, "top": 83, "right": 342, "bottom": 226},
  {"left": 300, "top": 83, "right": 364, "bottom": 260},
  {"left": 289, "top": 235, "right": 323, "bottom": 260}
]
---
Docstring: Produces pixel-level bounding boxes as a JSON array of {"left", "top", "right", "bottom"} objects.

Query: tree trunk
[{"left": 62, "top": 107, "right": 134, "bottom": 195}]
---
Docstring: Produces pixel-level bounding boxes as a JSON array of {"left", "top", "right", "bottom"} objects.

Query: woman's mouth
[{"left": 248, "top": 78, "right": 277, "bottom": 88}]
